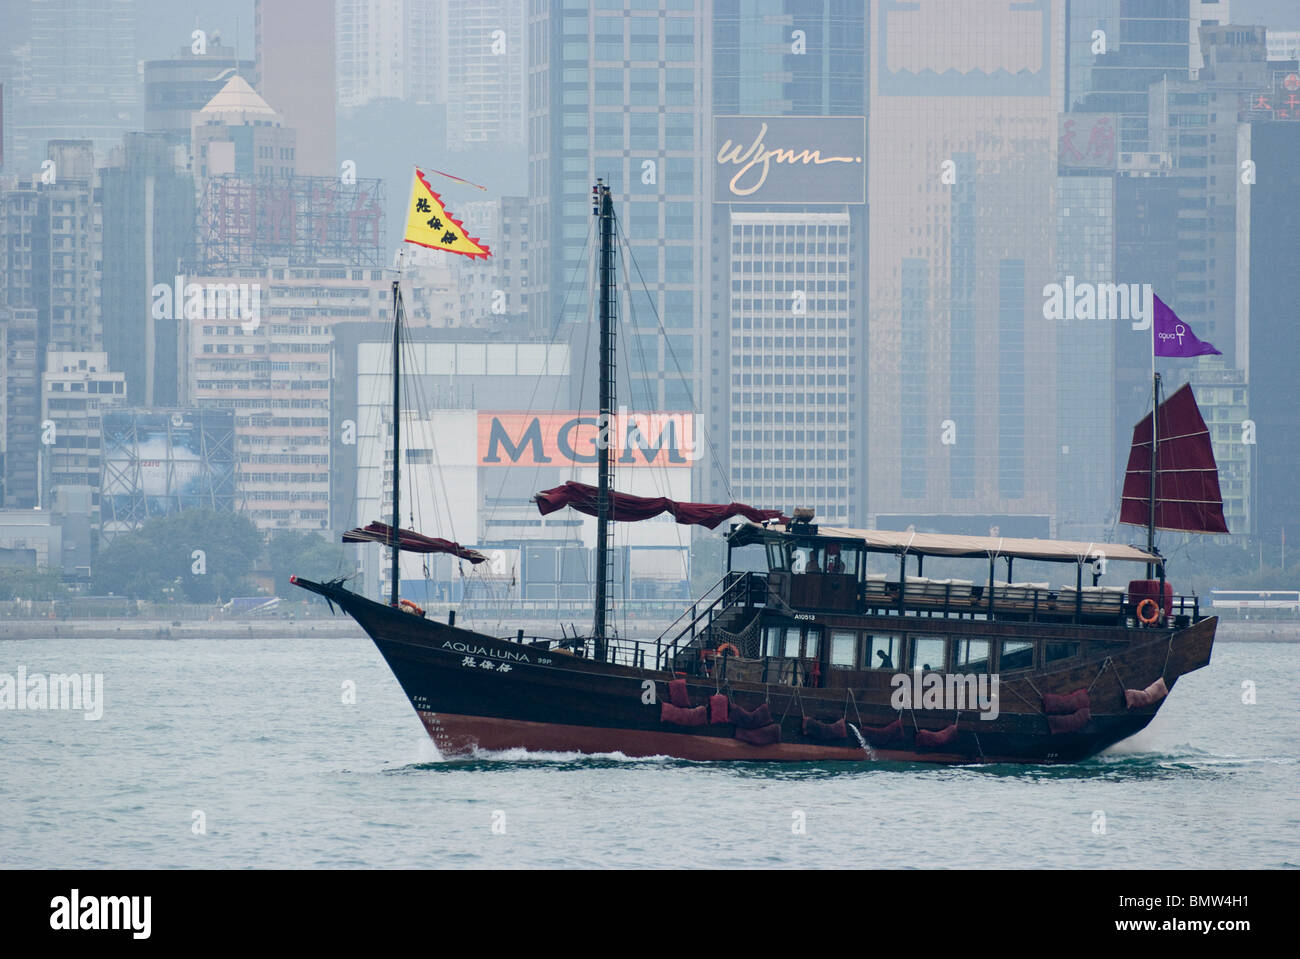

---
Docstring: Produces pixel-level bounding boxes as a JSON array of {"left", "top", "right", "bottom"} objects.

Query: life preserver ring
[
  {"left": 716, "top": 642, "right": 741, "bottom": 658},
  {"left": 399, "top": 599, "right": 425, "bottom": 617},
  {"left": 1135, "top": 598, "right": 1161, "bottom": 625}
]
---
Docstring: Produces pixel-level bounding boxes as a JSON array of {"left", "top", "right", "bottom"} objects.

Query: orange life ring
[
  {"left": 1135, "top": 598, "right": 1161, "bottom": 625},
  {"left": 716, "top": 642, "right": 741, "bottom": 658},
  {"left": 399, "top": 599, "right": 425, "bottom": 617}
]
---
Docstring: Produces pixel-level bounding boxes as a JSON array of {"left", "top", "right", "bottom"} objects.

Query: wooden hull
[{"left": 293, "top": 577, "right": 1216, "bottom": 765}]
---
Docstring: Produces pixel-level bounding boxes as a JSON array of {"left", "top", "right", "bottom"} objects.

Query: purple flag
[{"left": 1153, "top": 293, "right": 1221, "bottom": 357}]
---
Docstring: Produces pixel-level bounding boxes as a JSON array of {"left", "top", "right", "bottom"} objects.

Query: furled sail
[
  {"left": 342, "top": 521, "right": 488, "bottom": 563},
  {"left": 534, "top": 481, "right": 786, "bottom": 530},
  {"left": 1119, "top": 383, "right": 1229, "bottom": 534}
]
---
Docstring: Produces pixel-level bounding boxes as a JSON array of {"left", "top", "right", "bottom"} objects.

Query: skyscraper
[
  {"left": 446, "top": 0, "right": 527, "bottom": 152},
  {"left": 255, "top": 0, "right": 336, "bottom": 178},
  {"left": 527, "top": 0, "right": 708, "bottom": 419},
  {"left": 1247, "top": 119, "right": 1300, "bottom": 546},
  {"left": 100, "top": 132, "right": 196, "bottom": 407},
  {"left": 709, "top": 1, "right": 869, "bottom": 525},
  {"left": 4, "top": 0, "right": 139, "bottom": 171},
  {"left": 867, "top": 0, "right": 1063, "bottom": 535},
  {"left": 336, "top": 0, "right": 441, "bottom": 108}
]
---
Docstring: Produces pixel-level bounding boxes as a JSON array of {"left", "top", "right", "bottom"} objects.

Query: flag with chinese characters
[
  {"left": 1153, "top": 293, "right": 1221, "bottom": 358},
  {"left": 402, "top": 168, "right": 491, "bottom": 259}
]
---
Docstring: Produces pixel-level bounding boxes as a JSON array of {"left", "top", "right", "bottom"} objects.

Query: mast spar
[
  {"left": 593, "top": 180, "right": 616, "bottom": 649},
  {"left": 389, "top": 275, "right": 403, "bottom": 607}
]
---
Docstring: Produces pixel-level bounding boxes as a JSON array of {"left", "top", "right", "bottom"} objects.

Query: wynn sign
[{"left": 713, "top": 116, "right": 866, "bottom": 204}]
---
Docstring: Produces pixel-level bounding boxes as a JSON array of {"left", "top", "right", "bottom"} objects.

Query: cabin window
[
  {"left": 804, "top": 628, "right": 821, "bottom": 660},
  {"left": 783, "top": 627, "right": 801, "bottom": 658},
  {"left": 762, "top": 625, "right": 782, "bottom": 657},
  {"left": 790, "top": 543, "right": 823, "bottom": 573},
  {"left": 864, "top": 634, "right": 900, "bottom": 670},
  {"left": 830, "top": 630, "right": 857, "bottom": 667},
  {"left": 954, "top": 639, "right": 991, "bottom": 672},
  {"left": 1044, "top": 642, "right": 1079, "bottom": 663},
  {"left": 766, "top": 544, "right": 788, "bottom": 571},
  {"left": 908, "top": 636, "right": 947, "bottom": 672},
  {"left": 1000, "top": 640, "right": 1035, "bottom": 671},
  {"left": 824, "top": 544, "right": 859, "bottom": 576}
]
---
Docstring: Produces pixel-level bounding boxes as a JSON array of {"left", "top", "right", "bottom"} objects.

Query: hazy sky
[
  {"left": 131, "top": 0, "right": 1300, "bottom": 65},
  {"left": 1230, "top": 0, "right": 1300, "bottom": 30}
]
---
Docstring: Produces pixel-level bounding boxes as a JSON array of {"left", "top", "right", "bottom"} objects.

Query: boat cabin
[{"left": 651, "top": 517, "right": 1209, "bottom": 686}]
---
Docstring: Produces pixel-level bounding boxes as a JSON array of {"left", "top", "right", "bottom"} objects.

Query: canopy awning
[
  {"left": 535, "top": 481, "right": 786, "bottom": 530},
  {"left": 343, "top": 521, "right": 487, "bottom": 564},
  {"left": 733, "top": 523, "right": 1162, "bottom": 566}
]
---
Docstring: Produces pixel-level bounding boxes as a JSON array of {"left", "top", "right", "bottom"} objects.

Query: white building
[
  {"left": 352, "top": 338, "right": 695, "bottom": 602},
  {"left": 336, "top": 0, "right": 442, "bottom": 107}
]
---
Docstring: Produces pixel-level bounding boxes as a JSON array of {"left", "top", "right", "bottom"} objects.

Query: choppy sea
[{"left": 1, "top": 634, "right": 1296, "bottom": 869}]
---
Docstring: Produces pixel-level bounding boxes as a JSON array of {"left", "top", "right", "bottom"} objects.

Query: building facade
[
  {"left": 867, "top": 0, "right": 1063, "bottom": 534},
  {"left": 709, "top": 0, "right": 870, "bottom": 526}
]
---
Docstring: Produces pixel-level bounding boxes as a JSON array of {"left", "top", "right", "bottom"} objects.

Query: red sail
[
  {"left": 342, "top": 521, "right": 488, "bottom": 563},
  {"left": 534, "top": 481, "right": 786, "bottom": 530},
  {"left": 1119, "top": 383, "right": 1229, "bottom": 534}
]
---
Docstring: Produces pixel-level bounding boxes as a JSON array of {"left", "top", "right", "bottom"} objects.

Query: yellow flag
[{"left": 402, "top": 168, "right": 491, "bottom": 259}]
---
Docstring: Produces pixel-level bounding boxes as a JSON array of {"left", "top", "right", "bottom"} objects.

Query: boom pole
[{"left": 593, "top": 180, "right": 616, "bottom": 650}]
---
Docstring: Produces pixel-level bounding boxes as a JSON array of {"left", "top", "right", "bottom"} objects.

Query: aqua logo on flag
[{"left": 1153, "top": 294, "right": 1221, "bottom": 358}]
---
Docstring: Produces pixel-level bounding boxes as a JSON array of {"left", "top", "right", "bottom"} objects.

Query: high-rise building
[
  {"left": 1072, "top": 0, "right": 1230, "bottom": 151},
  {"left": 709, "top": 0, "right": 869, "bottom": 525},
  {"left": 455, "top": 196, "right": 529, "bottom": 326},
  {"left": 191, "top": 76, "right": 297, "bottom": 182},
  {"left": 3, "top": 0, "right": 139, "bottom": 171},
  {"left": 446, "top": 0, "right": 527, "bottom": 151},
  {"left": 1054, "top": 167, "right": 1116, "bottom": 540},
  {"left": 0, "top": 308, "right": 38, "bottom": 508},
  {"left": 0, "top": 141, "right": 101, "bottom": 388},
  {"left": 867, "top": 0, "right": 1063, "bottom": 535},
  {"left": 1246, "top": 118, "right": 1300, "bottom": 546},
  {"left": 183, "top": 260, "right": 389, "bottom": 532},
  {"left": 1185, "top": 362, "right": 1250, "bottom": 536},
  {"left": 39, "top": 351, "right": 126, "bottom": 526},
  {"left": 528, "top": 0, "right": 708, "bottom": 426},
  {"left": 255, "top": 0, "right": 336, "bottom": 178},
  {"left": 143, "top": 39, "right": 255, "bottom": 154},
  {"left": 336, "top": 0, "right": 441, "bottom": 108},
  {"left": 100, "top": 133, "right": 196, "bottom": 407}
]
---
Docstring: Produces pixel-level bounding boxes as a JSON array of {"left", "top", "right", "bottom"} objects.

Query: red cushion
[
  {"left": 667, "top": 678, "right": 691, "bottom": 708},
  {"left": 709, "top": 694, "right": 729, "bottom": 725},
  {"left": 1042, "top": 688, "right": 1090, "bottom": 715},
  {"left": 860, "top": 717, "right": 903, "bottom": 745},
  {"left": 660, "top": 701, "right": 707, "bottom": 726},
  {"left": 915, "top": 723, "right": 959, "bottom": 747},
  {"left": 802, "top": 716, "right": 848, "bottom": 740},
  {"left": 1124, "top": 678, "right": 1169, "bottom": 709},
  {"left": 734, "top": 723, "right": 781, "bottom": 746},
  {"left": 731, "top": 701, "right": 774, "bottom": 730},
  {"left": 1047, "top": 707, "right": 1091, "bottom": 734}
]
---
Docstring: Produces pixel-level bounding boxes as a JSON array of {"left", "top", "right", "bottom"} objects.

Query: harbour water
[{"left": 2, "top": 635, "right": 1296, "bottom": 869}]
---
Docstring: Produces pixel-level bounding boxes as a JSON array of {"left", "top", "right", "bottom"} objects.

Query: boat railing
[
  {"left": 861, "top": 578, "right": 1204, "bottom": 625},
  {"left": 653, "top": 571, "right": 764, "bottom": 671}
]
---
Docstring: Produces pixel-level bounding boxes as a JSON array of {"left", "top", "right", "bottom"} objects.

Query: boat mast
[
  {"left": 1147, "top": 371, "right": 1161, "bottom": 579},
  {"left": 593, "top": 180, "right": 616, "bottom": 646},
  {"left": 390, "top": 277, "right": 403, "bottom": 606}
]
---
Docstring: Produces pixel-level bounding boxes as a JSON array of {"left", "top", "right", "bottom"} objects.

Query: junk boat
[{"left": 293, "top": 180, "right": 1223, "bottom": 764}]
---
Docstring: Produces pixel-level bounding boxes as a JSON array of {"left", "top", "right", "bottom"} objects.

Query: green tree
[
  {"left": 94, "top": 509, "right": 263, "bottom": 602},
  {"left": 0, "top": 566, "right": 66, "bottom": 601},
  {"left": 265, "top": 530, "right": 352, "bottom": 589}
]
